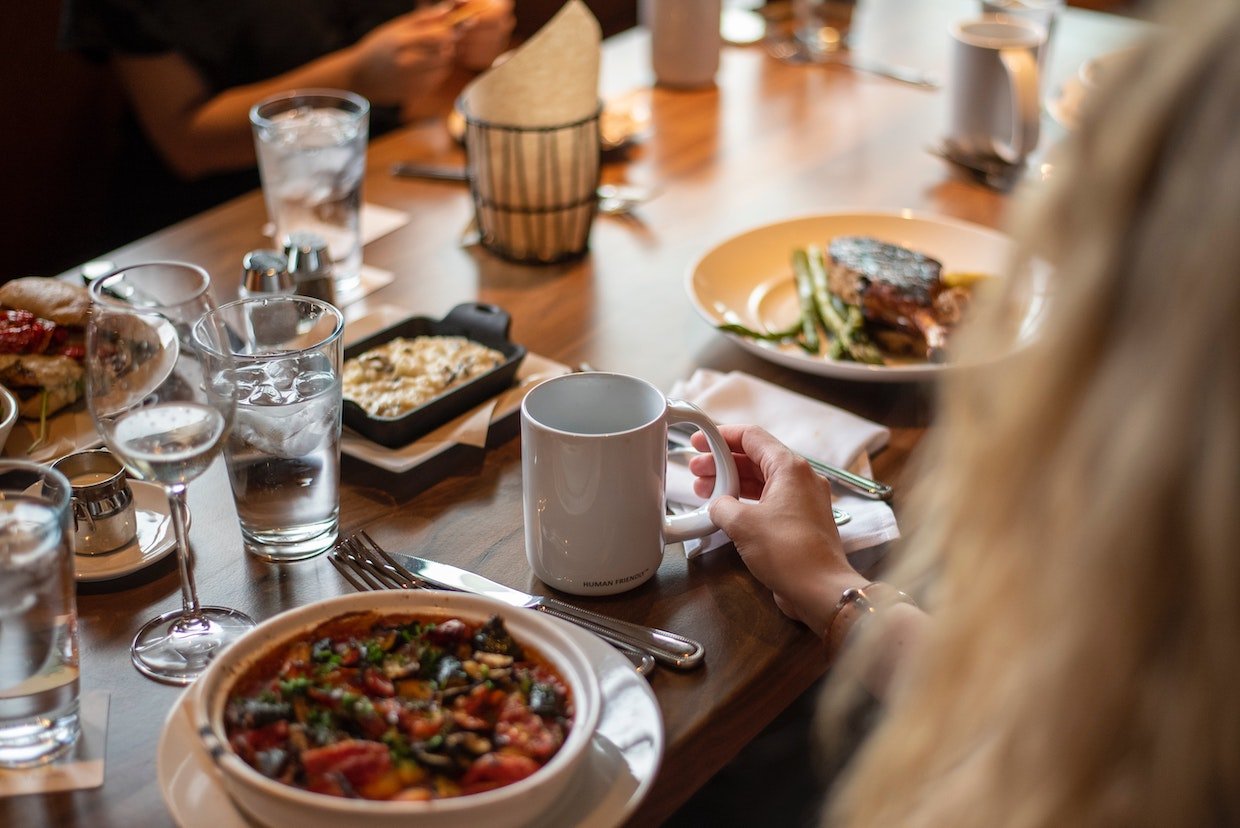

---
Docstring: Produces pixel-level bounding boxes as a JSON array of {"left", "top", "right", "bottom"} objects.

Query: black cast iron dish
[{"left": 342, "top": 303, "right": 526, "bottom": 448}]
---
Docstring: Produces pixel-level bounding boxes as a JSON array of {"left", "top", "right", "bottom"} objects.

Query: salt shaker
[
  {"left": 241, "top": 250, "right": 292, "bottom": 297},
  {"left": 283, "top": 231, "right": 337, "bottom": 305}
]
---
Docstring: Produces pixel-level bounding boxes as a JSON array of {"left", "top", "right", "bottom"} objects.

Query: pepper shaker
[
  {"left": 283, "top": 231, "right": 337, "bottom": 306},
  {"left": 240, "top": 250, "right": 292, "bottom": 297}
]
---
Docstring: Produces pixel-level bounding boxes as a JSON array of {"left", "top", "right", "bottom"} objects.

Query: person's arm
[
  {"left": 689, "top": 424, "right": 928, "bottom": 698},
  {"left": 452, "top": 0, "right": 516, "bottom": 72},
  {"left": 111, "top": 7, "right": 457, "bottom": 180}
]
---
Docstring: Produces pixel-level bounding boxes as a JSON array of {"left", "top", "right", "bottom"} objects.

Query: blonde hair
[{"left": 823, "top": 1, "right": 1240, "bottom": 825}]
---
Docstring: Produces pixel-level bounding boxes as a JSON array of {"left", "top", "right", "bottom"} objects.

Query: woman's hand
[
  {"left": 689, "top": 425, "right": 867, "bottom": 638},
  {"left": 451, "top": 0, "right": 516, "bottom": 72},
  {"left": 350, "top": 7, "right": 456, "bottom": 111}
]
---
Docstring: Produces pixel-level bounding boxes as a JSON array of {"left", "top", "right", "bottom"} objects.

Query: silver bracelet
[{"left": 825, "top": 581, "right": 916, "bottom": 654}]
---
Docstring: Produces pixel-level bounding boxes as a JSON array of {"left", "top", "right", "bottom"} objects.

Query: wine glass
[{"left": 87, "top": 262, "right": 255, "bottom": 684}]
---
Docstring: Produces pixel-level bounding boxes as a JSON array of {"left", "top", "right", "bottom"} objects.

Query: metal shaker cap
[
  {"left": 283, "top": 231, "right": 336, "bottom": 304},
  {"left": 242, "top": 249, "right": 292, "bottom": 294}
]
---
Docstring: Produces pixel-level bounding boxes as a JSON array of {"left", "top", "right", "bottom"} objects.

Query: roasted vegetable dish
[{"left": 224, "top": 612, "right": 573, "bottom": 801}]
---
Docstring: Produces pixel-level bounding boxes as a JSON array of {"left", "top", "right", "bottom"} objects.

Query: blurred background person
[
  {"left": 55, "top": 0, "right": 514, "bottom": 249},
  {"left": 685, "top": 0, "right": 1240, "bottom": 823}
]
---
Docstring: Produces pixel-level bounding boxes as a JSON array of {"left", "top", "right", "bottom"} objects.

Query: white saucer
[
  {"left": 157, "top": 615, "right": 664, "bottom": 828},
  {"left": 75, "top": 480, "right": 176, "bottom": 582}
]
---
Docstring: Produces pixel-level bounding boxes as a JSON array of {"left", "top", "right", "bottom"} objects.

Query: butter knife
[{"left": 391, "top": 553, "right": 705, "bottom": 670}]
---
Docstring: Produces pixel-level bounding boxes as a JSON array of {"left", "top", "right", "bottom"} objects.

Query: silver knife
[{"left": 391, "top": 552, "right": 705, "bottom": 670}]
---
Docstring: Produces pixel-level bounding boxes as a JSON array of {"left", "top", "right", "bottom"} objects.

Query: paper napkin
[
  {"left": 459, "top": 0, "right": 601, "bottom": 128},
  {"left": 667, "top": 370, "right": 901, "bottom": 559},
  {"left": 457, "top": 1, "right": 602, "bottom": 261},
  {"left": 0, "top": 692, "right": 108, "bottom": 797}
]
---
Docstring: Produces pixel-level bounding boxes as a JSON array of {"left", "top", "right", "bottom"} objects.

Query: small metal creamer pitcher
[{"left": 49, "top": 449, "right": 136, "bottom": 556}]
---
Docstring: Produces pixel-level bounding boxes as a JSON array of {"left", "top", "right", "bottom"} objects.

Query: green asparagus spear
[
  {"left": 791, "top": 250, "right": 822, "bottom": 354},
  {"left": 805, "top": 246, "right": 884, "bottom": 364},
  {"left": 716, "top": 320, "right": 802, "bottom": 342}
]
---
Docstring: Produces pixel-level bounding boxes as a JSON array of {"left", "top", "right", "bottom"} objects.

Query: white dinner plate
[
  {"left": 75, "top": 480, "right": 177, "bottom": 582},
  {"left": 156, "top": 615, "right": 663, "bottom": 828},
  {"left": 686, "top": 211, "right": 1046, "bottom": 382}
]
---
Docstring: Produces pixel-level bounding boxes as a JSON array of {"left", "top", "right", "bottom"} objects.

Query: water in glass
[{"left": 0, "top": 475, "right": 79, "bottom": 768}]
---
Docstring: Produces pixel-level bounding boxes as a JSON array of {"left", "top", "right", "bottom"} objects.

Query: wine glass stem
[{"left": 166, "top": 485, "right": 202, "bottom": 617}]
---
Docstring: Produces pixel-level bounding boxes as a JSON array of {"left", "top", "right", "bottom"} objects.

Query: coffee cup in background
[
  {"left": 642, "top": 0, "right": 723, "bottom": 89},
  {"left": 521, "top": 372, "right": 739, "bottom": 596},
  {"left": 948, "top": 16, "right": 1046, "bottom": 164},
  {"left": 980, "top": 0, "right": 1063, "bottom": 73}
]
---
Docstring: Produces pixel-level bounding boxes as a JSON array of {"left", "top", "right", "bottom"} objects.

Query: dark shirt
[
  {"left": 61, "top": 0, "right": 413, "bottom": 95},
  {"left": 58, "top": 0, "right": 409, "bottom": 246}
]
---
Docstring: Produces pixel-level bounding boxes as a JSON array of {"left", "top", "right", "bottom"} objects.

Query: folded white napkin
[{"left": 667, "top": 370, "right": 900, "bottom": 560}]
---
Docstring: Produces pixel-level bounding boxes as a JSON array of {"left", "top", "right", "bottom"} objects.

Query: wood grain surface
[{"left": 2, "top": 4, "right": 1146, "bottom": 826}]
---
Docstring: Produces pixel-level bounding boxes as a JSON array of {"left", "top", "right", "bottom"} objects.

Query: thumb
[{"left": 708, "top": 495, "right": 747, "bottom": 537}]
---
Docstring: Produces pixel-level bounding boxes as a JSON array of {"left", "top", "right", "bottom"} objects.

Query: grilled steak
[{"left": 826, "top": 236, "right": 954, "bottom": 360}]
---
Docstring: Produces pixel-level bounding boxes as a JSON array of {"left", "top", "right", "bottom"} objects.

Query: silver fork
[
  {"left": 668, "top": 424, "right": 891, "bottom": 503},
  {"left": 329, "top": 537, "right": 658, "bottom": 677},
  {"left": 764, "top": 37, "right": 940, "bottom": 90}
]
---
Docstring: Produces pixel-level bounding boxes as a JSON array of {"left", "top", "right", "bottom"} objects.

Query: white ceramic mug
[
  {"left": 521, "top": 372, "right": 739, "bottom": 596},
  {"left": 980, "top": 0, "right": 1063, "bottom": 72},
  {"left": 641, "top": 0, "right": 723, "bottom": 89},
  {"left": 948, "top": 16, "right": 1045, "bottom": 164}
]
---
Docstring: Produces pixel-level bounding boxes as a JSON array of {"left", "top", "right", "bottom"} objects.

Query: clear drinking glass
[
  {"left": 250, "top": 89, "right": 370, "bottom": 297},
  {"left": 793, "top": 0, "right": 857, "bottom": 58},
  {"left": 193, "top": 296, "right": 344, "bottom": 562},
  {"left": 0, "top": 461, "right": 80, "bottom": 767},
  {"left": 87, "top": 262, "right": 255, "bottom": 684}
]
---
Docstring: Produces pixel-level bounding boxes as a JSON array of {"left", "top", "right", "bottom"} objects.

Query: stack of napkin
[{"left": 666, "top": 370, "right": 900, "bottom": 560}]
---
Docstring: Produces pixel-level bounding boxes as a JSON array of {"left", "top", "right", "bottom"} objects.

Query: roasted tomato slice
[
  {"left": 460, "top": 752, "right": 540, "bottom": 794},
  {"left": 0, "top": 310, "right": 57, "bottom": 354},
  {"left": 302, "top": 739, "right": 392, "bottom": 787}
]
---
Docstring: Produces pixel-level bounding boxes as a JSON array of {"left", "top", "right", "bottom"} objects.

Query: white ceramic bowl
[
  {"left": 0, "top": 385, "right": 17, "bottom": 453},
  {"left": 191, "top": 590, "right": 602, "bottom": 828}
]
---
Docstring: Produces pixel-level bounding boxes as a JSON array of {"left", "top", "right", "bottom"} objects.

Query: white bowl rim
[{"left": 192, "top": 590, "right": 602, "bottom": 817}]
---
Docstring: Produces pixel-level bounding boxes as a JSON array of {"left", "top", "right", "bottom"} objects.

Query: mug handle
[
  {"left": 995, "top": 46, "right": 1040, "bottom": 164},
  {"left": 662, "top": 400, "right": 740, "bottom": 543}
]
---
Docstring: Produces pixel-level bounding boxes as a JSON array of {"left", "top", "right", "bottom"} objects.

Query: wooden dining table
[{"left": 3, "top": 2, "right": 1146, "bottom": 825}]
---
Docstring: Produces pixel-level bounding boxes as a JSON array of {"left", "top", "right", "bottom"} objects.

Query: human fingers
[
  {"left": 686, "top": 449, "right": 762, "bottom": 484},
  {"left": 393, "top": 22, "right": 456, "bottom": 51},
  {"left": 409, "top": 3, "right": 455, "bottom": 26},
  {"left": 693, "top": 474, "right": 765, "bottom": 501},
  {"left": 450, "top": 0, "right": 512, "bottom": 26},
  {"left": 688, "top": 422, "right": 751, "bottom": 454}
]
